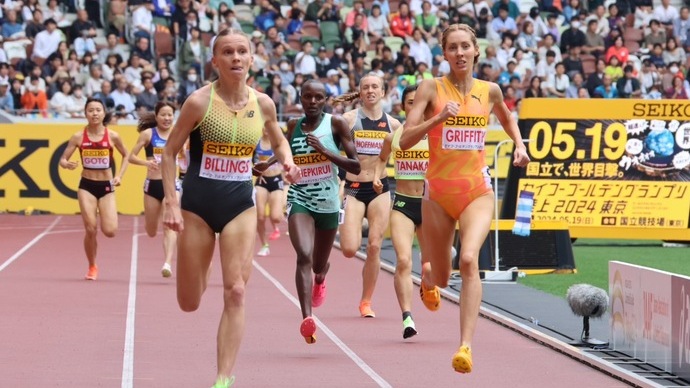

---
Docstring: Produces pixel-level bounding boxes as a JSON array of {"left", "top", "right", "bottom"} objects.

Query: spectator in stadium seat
[
  {"left": 585, "top": 4, "right": 609, "bottom": 38},
  {"left": 616, "top": 65, "right": 641, "bottom": 98},
  {"left": 21, "top": 75, "right": 49, "bottom": 116},
  {"left": 314, "top": 45, "right": 331, "bottom": 78},
  {"left": 172, "top": 0, "right": 194, "bottom": 38},
  {"left": 179, "top": 27, "right": 207, "bottom": 75},
  {"left": 92, "top": 79, "right": 115, "bottom": 109},
  {"left": 634, "top": 4, "right": 654, "bottom": 30},
  {"left": 408, "top": 29, "right": 433, "bottom": 71},
  {"left": 367, "top": 5, "right": 391, "bottom": 41},
  {"left": 390, "top": 2, "right": 414, "bottom": 39},
  {"left": 673, "top": 7, "right": 690, "bottom": 48},
  {"left": 346, "top": 13, "right": 369, "bottom": 45},
  {"left": 25, "top": 9, "right": 46, "bottom": 39},
  {"left": 98, "top": 33, "right": 129, "bottom": 65},
  {"left": 42, "top": 53, "right": 63, "bottom": 87},
  {"left": 380, "top": 46, "right": 396, "bottom": 73},
  {"left": 305, "top": 0, "right": 322, "bottom": 22},
  {"left": 69, "top": 9, "right": 96, "bottom": 44},
  {"left": 638, "top": 59, "right": 660, "bottom": 94},
  {"left": 10, "top": 77, "right": 24, "bottom": 111},
  {"left": 605, "top": 35, "right": 629, "bottom": 67},
  {"left": 544, "top": 62, "right": 569, "bottom": 97},
  {"left": 594, "top": 74, "right": 618, "bottom": 98},
  {"left": 1, "top": 10, "right": 24, "bottom": 41},
  {"left": 294, "top": 41, "right": 317, "bottom": 79},
  {"left": 0, "top": 80, "right": 14, "bottom": 113},
  {"left": 644, "top": 19, "right": 667, "bottom": 50},
  {"left": 111, "top": 77, "right": 136, "bottom": 114},
  {"left": 607, "top": 4, "right": 625, "bottom": 32},
  {"left": 491, "top": 0, "right": 519, "bottom": 20},
  {"left": 345, "top": 0, "right": 368, "bottom": 29},
  {"left": 647, "top": 43, "right": 665, "bottom": 69},
  {"left": 66, "top": 84, "right": 87, "bottom": 117},
  {"left": 84, "top": 63, "right": 105, "bottom": 97},
  {"left": 32, "top": 18, "right": 62, "bottom": 64},
  {"left": 0, "top": 63, "right": 9, "bottom": 85},
  {"left": 50, "top": 81, "right": 72, "bottom": 116},
  {"left": 560, "top": 19, "right": 586, "bottom": 52},
  {"left": 583, "top": 19, "right": 605, "bottom": 57},
  {"left": 563, "top": 46, "right": 584, "bottom": 79},
  {"left": 604, "top": 55, "right": 623, "bottom": 81},
  {"left": 22, "top": 0, "right": 39, "bottom": 24},
  {"left": 264, "top": 26, "right": 289, "bottom": 55},
  {"left": 124, "top": 54, "right": 145, "bottom": 94},
  {"left": 663, "top": 37, "right": 684, "bottom": 65},
  {"left": 24, "top": 64, "right": 46, "bottom": 92},
  {"left": 43, "top": 0, "right": 67, "bottom": 27},
  {"left": 316, "top": 0, "right": 340, "bottom": 23},
  {"left": 655, "top": 0, "right": 679, "bottom": 26},
  {"left": 177, "top": 67, "right": 201, "bottom": 105},
  {"left": 154, "top": 0, "right": 176, "bottom": 17},
  {"left": 665, "top": 75, "right": 687, "bottom": 99},
  {"left": 74, "top": 29, "right": 98, "bottom": 58},
  {"left": 565, "top": 71, "right": 585, "bottom": 97},
  {"left": 491, "top": 4, "right": 518, "bottom": 38},
  {"left": 132, "top": 36, "right": 154, "bottom": 66},
  {"left": 136, "top": 76, "right": 158, "bottom": 110},
  {"left": 132, "top": 1, "right": 155, "bottom": 41},
  {"left": 254, "top": 0, "right": 279, "bottom": 32}
]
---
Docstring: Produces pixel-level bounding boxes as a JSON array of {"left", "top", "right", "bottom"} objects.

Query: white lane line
[
  {"left": 253, "top": 261, "right": 393, "bottom": 388},
  {"left": 122, "top": 217, "right": 142, "bottom": 388},
  {"left": 0, "top": 216, "right": 62, "bottom": 273}
]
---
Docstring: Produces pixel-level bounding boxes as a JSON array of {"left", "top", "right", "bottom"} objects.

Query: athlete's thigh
[
  {"left": 421, "top": 199, "right": 456, "bottom": 277},
  {"left": 97, "top": 193, "right": 118, "bottom": 234},
  {"left": 457, "top": 193, "right": 494, "bottom": 258},
  {"left": 254, "top": 186, "right": 268, "bottom": 215},
  {"left": 288, "top": 212, "right": 316, "bottom": 258},
  {"left": 218, "top": 207, "right": 258, "bottom": 284},
  {"left": 267, "top": 190, "right": 284, "bottom": 220},
  {"left": 177, "top": 210, "right": 216, "bottom": 290},
  {"left": 77, "top": 189, "right": 99, "bottom": 229},
  {"left": 312, "top": 227, "right": 337, "bottom": 272},
  {"left": 390, "top": 210, "right": 415, "bottom": 258},
  {"left": 143, "top": 194, "right": 163, "bottom": 234},
  {"left": 366, "top": 193, "right": 391, "bottom": 238},
  {"left": 339, "top": 195, "right": 365, "bottom": 250}
]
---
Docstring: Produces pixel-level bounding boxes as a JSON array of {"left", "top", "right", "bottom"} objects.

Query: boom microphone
[{"left": 566, "top": 284, "right": 609, "bottom": 347}]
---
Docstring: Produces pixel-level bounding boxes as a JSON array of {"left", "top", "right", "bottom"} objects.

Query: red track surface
[{"left": 0, "top": 215, "right": 627, "bottom": 387}]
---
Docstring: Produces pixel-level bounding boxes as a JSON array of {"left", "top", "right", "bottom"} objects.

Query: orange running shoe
[
  {"left": 419, "top": 282, "right": 441, "bottom": 311},
  {"left": 359, "top": 301, "right": 376, "bottom": 318},
  {"left": 300, "top": 317, "right": 316, "bottom": 344},
  {"left": 85, "top": 265, "right": 98, "bottom": 280},
  {"left": 452, "top": 346, "right": 473, "bottom": 373}
]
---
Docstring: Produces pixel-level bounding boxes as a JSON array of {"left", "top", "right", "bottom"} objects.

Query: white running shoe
[
  {"left": 257, "top": 245, "right": 270, "bottom": 256},
  {"left": 161, "top": 263, "right": 172, "bottom": 278}
]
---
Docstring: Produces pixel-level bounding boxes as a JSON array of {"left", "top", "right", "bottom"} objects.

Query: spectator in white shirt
[
  {"left": 132, "top": 1, "right": 154, "bottom": 40},
  {"left": 294, "top": 41, "right": 317, "bottom": 79},
  {"left": 110, "top": 76, "right": 136, "bottom": 114},
  {"left": 536, "top": 49, "right": 557, "bottom": 79},
  {"left": 74, "top": 30, "right": 97, "bottom": 58},
  {"left": 367, "top": 5, "right": 391, "bottom": 40},
  {"left": 49, "top": 80, "right": 72, "bottom": 117},
  {"left": 98, "top": 33, "right": 130, "bottom": 65},
  {"left": 84, "top": 64, "right": 105, "bottom": 97},
  {"left": 66, "top": 84, "right": 87, "bottom": 118},
  {"left": 32, "top": 19, "right": 62, "bottom": 63},
  {"left": 655, "top": 0, "right": 679, "bottom": 25},
  {"left": 408, "top": 29, "right": 433, "bottom": 70},
  {"left": 585, "top": 5, "right": 610, "bottom": 38},
  {"left": 42, "top": 0, "right": 68, "bottom": 27}
]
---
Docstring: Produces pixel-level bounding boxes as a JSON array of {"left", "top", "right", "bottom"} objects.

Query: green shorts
[{"left": 287, "top": 202, "right": 339, "bottom": 230}]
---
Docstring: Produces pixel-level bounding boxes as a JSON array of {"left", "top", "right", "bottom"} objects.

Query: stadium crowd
[{"left": 0, "top": 0, "right": 688, "bottom": 121}]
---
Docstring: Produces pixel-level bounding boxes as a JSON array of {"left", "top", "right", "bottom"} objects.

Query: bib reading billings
[{"left": 201, "top": 142, "right": 255, "bottom": 181}]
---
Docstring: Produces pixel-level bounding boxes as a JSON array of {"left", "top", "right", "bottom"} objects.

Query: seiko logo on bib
[
  {"left": 200, "top": 142, "right": 254, "bottom": 181},
  {"left": 441, "top": 115, "right": 487, "bottom": 151},
  {"left": 354, "top": 131, "right": 387, "bottom": 154},
  {"left": 294, "top": 152, "right": 332, "bottom": 184}
]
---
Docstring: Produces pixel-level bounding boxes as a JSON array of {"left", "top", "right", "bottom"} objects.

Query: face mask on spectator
[
  {"left": 280, "top": 63, "right": 289, "bottom": 71},
  {"left": 670, "top": 66, "right": 679, "bottom": 74},
  {"left": 188, "top": 74, "right": 198, "bottom": 82},
  {"left": 335, "top": 48, "right": 344, "bottom": 56}
]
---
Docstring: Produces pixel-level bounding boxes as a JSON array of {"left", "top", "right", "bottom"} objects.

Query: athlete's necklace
[{"left": 448, "top": 75, "right": 474, "bottom": 96}]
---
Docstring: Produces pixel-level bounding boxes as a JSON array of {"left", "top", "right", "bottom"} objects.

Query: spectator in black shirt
[
  {"left": 25, "top": 9, "right": 46, "bottom": 39},
  {"left": 131, "top": 37, "right": 154, "bottom": 67},
  {"left": 563, "top": 46, "right": 584, "bottom": 78},
  {"left": 69, "top": 9, "right": 96, "bottom": 44},
  {"left": 560, "top": 20, "right": 586, "bottom": 52}
]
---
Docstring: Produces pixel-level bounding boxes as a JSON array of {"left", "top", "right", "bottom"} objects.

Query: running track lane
[{"left": 0, "top": 215, "right": 626, "bottom": 387}]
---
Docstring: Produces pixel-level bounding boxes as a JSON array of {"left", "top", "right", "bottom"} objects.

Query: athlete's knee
[
  {"left": 178, "top": 293, "right": 202, "bottom": 312},
  {"left": 269, "top": 214, "right": 282, "bottom": 225},
  {"left": 341, "top": 246, "right": 357, "bottom": 258},
  {"left": 395, "top": 255, "right": 412, "bottom": 274},
  {"left": 223, "top": 282, "right": 246, "bottom": 308},
  {"left": 145, "top": 223, "right": 157, "bottom": 237},
  {"left": 84, "top": 224, "right": 98, "bottom": 236},
  {"left": 365, "top": 241, "right": 382, "bottom": 257},
  {"left": 102, "top": 227, "right": 117, "bottom": 238},
  {"left": 458, "top": 252, "right": 479, "bottom": 276},
  {"left": 296, "top": 251, "right": 313, "bottom": 267},
  {"left": 257, "top": 213, "right": 266, "bottom": 223}
]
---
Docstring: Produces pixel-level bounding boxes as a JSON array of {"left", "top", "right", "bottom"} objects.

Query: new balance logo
[
  {"left": 244, "top": 110, "right": 255, "bottom": 118},
  {"left": 395, "top": 201, "right": 406, "bottom": 208}
]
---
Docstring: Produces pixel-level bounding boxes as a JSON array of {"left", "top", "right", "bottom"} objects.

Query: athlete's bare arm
[
  {"left": 161, "top": 85, "right": 209, "bottom": 232},
  {"left": 341, "top": 109, "right": 357, "bottom": 129},
  {"left": 128, "top": 129, "right": 156, "bottom": 168},
  {"left": 488, "top": 82, "right": 530, "bottom": 167},
  {"left": 306, "top": 115, "right": 360, "bottom": 174},
  {"left": 109, "top": 130, "right": 130, "bottom": 185},
  {"left": 373, "top": 131, "right": 394, "bottom": 193},
  {"left": 400, "top": 79, "right": 453, "bottom": 150},
  {"left": 59, "top": 132, "right": 82, "bottom": 170},
  {"left": 258, "top": 92, "right": 299, "bottom": 183}
]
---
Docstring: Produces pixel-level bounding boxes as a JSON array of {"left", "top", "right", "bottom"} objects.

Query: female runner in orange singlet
[{"left": 400, "top": 24, "right": 530, "bottom": 373}]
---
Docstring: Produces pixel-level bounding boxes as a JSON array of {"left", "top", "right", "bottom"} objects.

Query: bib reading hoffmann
[
  {"left": 442, "top": 115, "right": 487, "bottom": 150},
  {"left": 200, "top": 142, "right": 254, "bottom": 181},
  {"left": 354, "top": 130, "right": 387, "bottom": 154},
  {"left": 295, "top": 152, "right": 332, "bottom": 184},
  {"left": 82, "top": 149, "right": 111, "bottom": 169}
]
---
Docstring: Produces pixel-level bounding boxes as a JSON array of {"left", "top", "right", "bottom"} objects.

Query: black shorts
[
  {"left": 256, "top": 175, "right": 284, "bottom": 193},
  {"left": 344, "top": 179, "right": 390, "bottom": 211},
  {"left": 78, "top": 177, "right": 114, "bottom": 200},
  {"left": 392, "top": 193, "right": 422, "bottom": 226},
  {"left": 144, "top": 179, "right": 181, "bottom": 202},
  {"left": 181, "top": 176, "right": 255, "bottom": 233}
]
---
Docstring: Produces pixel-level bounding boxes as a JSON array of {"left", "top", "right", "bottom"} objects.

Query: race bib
[
  {"left": 394, "top": 149, "right": 429, "bottom": 177},
  {"left": 200, "top": 142, "right": 255, "bottom": 181},
  {"left": 153, "top": 146, "right": 164, "bottom": 163},
  {"left": 82, "top": 149, "right": 110, "bottom": 169},
  {"left": 354, "top": 130, "right": 387, "bottom": 154},
  {"left": 441, "top": 127, "right": 486, "bottom": 150},
  {"left": 294, "top": 152, "right": 333, "bottom": 184}
]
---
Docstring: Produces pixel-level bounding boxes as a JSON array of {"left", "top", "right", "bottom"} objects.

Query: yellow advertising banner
[
  {"left": 519, "top": 99, "right": 690, "bottom": 241},
  {"left": 0, "top": 124, "right": 147, "bottom": 215}
]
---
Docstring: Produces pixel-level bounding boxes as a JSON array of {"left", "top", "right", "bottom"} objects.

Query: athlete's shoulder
[
  {"left": 183, "top": 83, "right": 212, "bottom": 110},
  {"left": 483, "top": 80, "right": 503, "bottom": 102},
  {"left": 329, "top": 113, "right": 348, "bottom": 126},
  {"left": 385, "top": 113, "right": 402, "bottom": 130}
]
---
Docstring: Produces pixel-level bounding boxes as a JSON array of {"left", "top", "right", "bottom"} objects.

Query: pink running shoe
[
  {"left": 300, "top": 317, "right": 316, "bottom": 344},
  {"left": 312, "top": 279, "right": 326, "bottom": 308},
  {"left": 268, "top": 228, "right": 281, "bottom": 240}
]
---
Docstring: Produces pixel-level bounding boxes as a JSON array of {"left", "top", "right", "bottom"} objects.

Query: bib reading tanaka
[
  {"left": 354, "top": 131, "right": 387, "bottom": 154},
  {"left": 200, "top": 142, "right": 255, "bottom": 181},
  {"left": 394, "top": 149, "right": 429, "bottom": 177},
  {"left": 82, "top": 149, "right": 111, "bottom": 169},
  {"left": 294, "top": 152, "right": 332, "bottom": 184}
]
